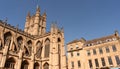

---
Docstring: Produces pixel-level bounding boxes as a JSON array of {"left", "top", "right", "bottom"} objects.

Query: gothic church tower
[
  {"left": 24, "top": 6, "right": 46, "bottom": 35},
  {"left": 0, "top": 6, "right": 67, "bottom": 69}
]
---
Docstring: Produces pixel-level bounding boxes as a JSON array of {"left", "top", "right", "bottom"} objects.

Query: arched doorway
[
  {"left": 21, "top": 60, "right": 29, "bottom": 69},
  {"left": 43, "top": 62, "right": 49, "bottom": 69},
  {"left": 34, "top": 62, "right": 39, "bottom": 69},
  {"left": 5, "top": 57, "right": 16, "bottom": 69}
]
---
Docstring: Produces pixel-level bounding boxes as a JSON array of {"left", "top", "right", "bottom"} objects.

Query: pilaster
[{"left": 50, "top": 35, "right": 59, "bottom": 69}]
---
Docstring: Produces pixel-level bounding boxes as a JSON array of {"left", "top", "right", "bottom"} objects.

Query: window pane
[
  {"left": 99, "top": 48, "right": 103, "bottom": 54},
  {"left": 112, "top": 45, "right": 117, "bottom": 52},
  {"left": 95, "top": 59, "right": 99, "bottom": 67},
  {"left": 88, "top": 60, "right": 92, "bottom": 68},
  {"left": 87, "top": 50, "right": 91, "bottom": 56},
  {"left": 44, "top": 40, "right": 50, "bottom": 58},
  {"left": 77, "top": 52, "right": 80, "bottom": 56},
  {"left": 105, "top": 47, "right": 110, "bottom": 53},
  {"left": 108, "top": 56, "right": 113, "bottom": 65},
  {"left": 78, "top": 60, "right": 81, "bottom": 67},
  {"left": 71, "top": 52, "right": 73, "bottom": 57},
  {"left": 115, "top": 55, "right": 120, "bottom": 65},
  {"left": 71, "top": 61, "right": 74, "bottom": 68},
  {"left": 101, "top": 58, "right": 106, "bottom": 66},
  {"left": 44, "top": 45, "right": 50, "bottom": 57},
  {"left": 93, "top": 49, "right": 96, "bottom": 55}
]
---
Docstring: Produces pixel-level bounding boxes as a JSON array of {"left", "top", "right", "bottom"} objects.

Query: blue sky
[{"left": 0, "top": 0, "right": 120, "bottom": 44}]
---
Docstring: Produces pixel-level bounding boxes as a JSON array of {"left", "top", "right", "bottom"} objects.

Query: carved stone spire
[
  {"left": 27, "top": 11, "right": 30, "bottom": 17},
  {"left": 36, "top": 5, "right": 40, "bottom": 14}
]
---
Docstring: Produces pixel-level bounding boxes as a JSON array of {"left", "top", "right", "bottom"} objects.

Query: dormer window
[
  {"left": 106, "top": 39, "right": 112, "bottom": 42},
  {"left": 86, "top": 44, "right": 89, "bottom": 46},
  {"left": 70, "top": 46, "right": 73, "bottom": 50},
  {"left": 113, "top": 38, "right": 116, "bottom": 41},
  {"left": 76, "top": 44, "right": 79, "bottom": 49},
  {"left": 70, "top": 48, "right": 73, "bottom": 50},
  {"left": 87, "top": 44, "right": 90, "bottom": 46},
  {"left": 97, "top": 41, "right": 102, "bottom": 44},
  {"left": 69, "top": 45, "right": 73, "bottom": 50},
  {"left": 89, "top": 43, "right": 93, "bottom": 46}
]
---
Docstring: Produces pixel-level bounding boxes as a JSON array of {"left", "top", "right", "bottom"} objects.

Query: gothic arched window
[
  {"left": 44, "top": 38, "right": 50, "bottom": 58},
  {"left": 27, "top": 40, "right": 32, "bottom": 56},
  {"left": 36, "top": 41, "right": 42, "bottom": 58},
  {"left": 58, "top": 38, "right": 61, "bottom": 43},
  {"left": 4, "top": 32, "right": 12, "bottom": 46},
  {"left": 43, "top": 62, "right": 49, "bottom": 69},
  {"left": 17, "top": 36, "right": 23, "bottom": 49},
  {"left": 24, "top": 46, "right": 29, "bottom": 56},
  {"left": 27, "top": 40, "right": 32, "bottom": 47}
]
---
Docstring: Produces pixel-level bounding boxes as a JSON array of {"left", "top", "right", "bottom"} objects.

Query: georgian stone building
[
  {"left": 67, "top": 31, "right": 120, "bottom": 69},
  {"left": 0, "top": 7, "right": 67, "bottom": 69}
]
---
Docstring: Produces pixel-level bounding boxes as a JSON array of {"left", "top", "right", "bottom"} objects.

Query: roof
[
  {"left": 67, "top": 38, "right": 86, "bottom": 45},
  {"left": 67, "top": 33, "right": 119, "bottom": 46},
  {"left": 85, "top": 34, "right": 117, "bottom": 44}
]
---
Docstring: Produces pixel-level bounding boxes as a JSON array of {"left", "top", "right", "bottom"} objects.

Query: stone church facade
[{"left": 0, "top": 7, "right": 67, "bottom": 69}]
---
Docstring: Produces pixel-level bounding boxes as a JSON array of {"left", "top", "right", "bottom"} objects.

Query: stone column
[
  {"left": 30, "top": 47, "right": 34, "bottom": 69},
  {"left": 16, "top": 41, "right": 25, "bottom": 69},
  {"left": 9, "top": 37, "right": 14, "bottom": 50},
  {"left": 16, "top": 49, "right": 23, "bottom": 69},
  {"left": 0, "top": 46, "right": 9, "bottom": 68}
]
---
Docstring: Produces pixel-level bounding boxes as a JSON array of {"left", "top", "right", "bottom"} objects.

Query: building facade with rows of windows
[
  {"left": 0, "top": 7, "right": 67, "bottom": 69},
  {"left": 67, "top": 31, "right": 120, "bottom": 69}
]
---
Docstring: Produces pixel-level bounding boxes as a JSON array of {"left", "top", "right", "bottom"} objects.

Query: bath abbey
[
  {"left": 0, "top": 6, "right": 120, "bottom": 69},
  {"left": 0, "top": 7, "right": 67, "bottom": 69}
]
